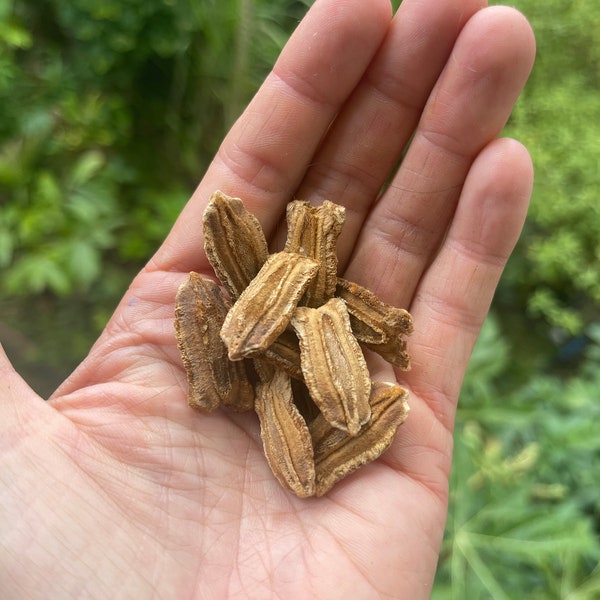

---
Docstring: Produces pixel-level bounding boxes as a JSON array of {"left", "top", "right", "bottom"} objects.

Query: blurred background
[{"left": 0, "top": 0, "right": 598, "bottom": 596}]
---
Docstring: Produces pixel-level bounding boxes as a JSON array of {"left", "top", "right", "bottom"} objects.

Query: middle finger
[
  {"left": 344, "top": 6, "right": 535, "bottom": 308},
  {"left": 294, "top": 0, "right": 486, "bottom": 265}
]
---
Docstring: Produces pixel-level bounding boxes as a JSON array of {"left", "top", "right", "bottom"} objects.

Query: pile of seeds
[{"left": 175, "top": 191, "right": 413, "bottom": 497}]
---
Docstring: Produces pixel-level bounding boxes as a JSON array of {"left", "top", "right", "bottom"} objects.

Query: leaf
[
  {"left": 4, "top": 254, "right": 71, "bottom": 296},
  {"left": 67, "top": 239, "right": 100, "bottom": 287},
  {"left": 67, "top": 150, "right": 106, "bottom": 188}
]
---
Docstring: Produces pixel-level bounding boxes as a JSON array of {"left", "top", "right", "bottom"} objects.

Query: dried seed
[
  {"left": 310, "top": 381, "right": 409, "bottom": 496},
  {"left": 285, "top": 200, "right": 345, "bottom": 307},
  {"left": 174, "top": 273, "right": 255, "bottom": 411},
  {"left": 364, "top": 337, "right": 411, "bottom": 371},
  {"left": 221, "top": 252, "right": 319, "bottom": 360},
  {"left": 203, "top": 190, "right": 269, "bottom": 300},
  {"left": 255, "top": 369, "right": 316, "bottom": 498},
  {"left": 336, "top": 277, "right": 413, "bottom": 369},
  {"left": 291, "top": 297, "right": 371, "bottom": 436}
]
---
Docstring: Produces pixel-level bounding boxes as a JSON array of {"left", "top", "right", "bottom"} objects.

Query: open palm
[{"left": 1, "top": 1, "right": 535, "bottom": 598}]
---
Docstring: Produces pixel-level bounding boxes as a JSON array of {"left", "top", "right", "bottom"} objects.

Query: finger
[
  {"left": 295, "top": 0, "right": 486, "bottom": 265},
  {"left": 155, "top": 0, "right": 393, "bottom": 273},
  {"left": 344, "top": 7, "right": 535, "bottom": 308},
  {"left": 404, "top": 137, "right": 533, "bottom": 431}
]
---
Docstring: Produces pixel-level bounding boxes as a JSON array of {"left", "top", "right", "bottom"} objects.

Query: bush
[
  {"left": 433, "top": 316, "right": 600, "bottom": 598},
  {"left": 498, "top": 0, "right": 600, "bottom": 338},
  {"left": 0, "top": 0, "right": 309, "bottom": 389}
]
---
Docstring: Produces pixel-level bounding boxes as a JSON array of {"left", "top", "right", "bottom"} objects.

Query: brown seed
[
  {"left": 285, "top": 200, "right": 345, "bottom": 307},
  {"left": 255, "top": 369, "right": 316, "bottom": 498},
  {"left": 291, "top": 297, "right": 372, "bottom": 436},
  {"left": 220, "top": 252, "right": 319, "bottom": 360},
  {"left": 260, "top": 328, "right": 303, "bottom": 380},
  {"left": 174, "top": 273, "right": 255, "bottom": 411},
  {"left": 310, "top": 381, "right": 409, "bottom": 496},
  {"left": 203, "top": 190, "right": 269, "bottom": 300},
  {"left": 336, "top": 277, "right": 413, "bottom": 369}
]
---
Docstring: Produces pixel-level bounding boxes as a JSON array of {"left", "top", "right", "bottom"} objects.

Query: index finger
[{"left": 155, "top": 0, "right": 392, "bottom": 273}]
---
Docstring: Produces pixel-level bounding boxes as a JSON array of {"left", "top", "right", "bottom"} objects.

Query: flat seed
[
  {"left": 336, "top": 277, "right": 413, "bottom": 369},
  {"left": 285, "top": 200, "right": 345, "bottom": 307},
  {"left": 255, "top": 369, "right": 316, "bottom": 498},
  {"left": 174, "top": 273, "right": 255, "bottom": 411},
  {"left": 203, "top": 191, "right": 269, "bottom": 300},
  {"left": 310, "top": 381, "right": 409, "bottom": 496},
  {"left": 260, "top": 328, "right": 303, "bottom": 380},
  {"left": 291, "top": 297, "right": 371, "bottom": 436},
  {"left": 220, "top": 252, "right": 319, "bottom": 360}
]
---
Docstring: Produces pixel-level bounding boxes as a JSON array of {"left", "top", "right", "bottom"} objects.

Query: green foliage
[
  {"left": 1, "top": 151, "right": 121, "bottom": 295},
  {"left": 434, "top": 315, "right": 600, "bottom": 599},
  {"left": 0, "top": 0, "right": 309, "bottom": 381},
  {"left": 497, "top": 0, "right": 600, "bottom": 336}
]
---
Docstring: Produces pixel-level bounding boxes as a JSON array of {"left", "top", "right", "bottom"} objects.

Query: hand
[{"left": 0, "top": 1, "right": 535, "bottom": 597}]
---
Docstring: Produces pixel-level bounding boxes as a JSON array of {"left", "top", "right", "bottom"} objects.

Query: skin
[{"left": 0, "top": 0, "right": 535, "bottom": 598}]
